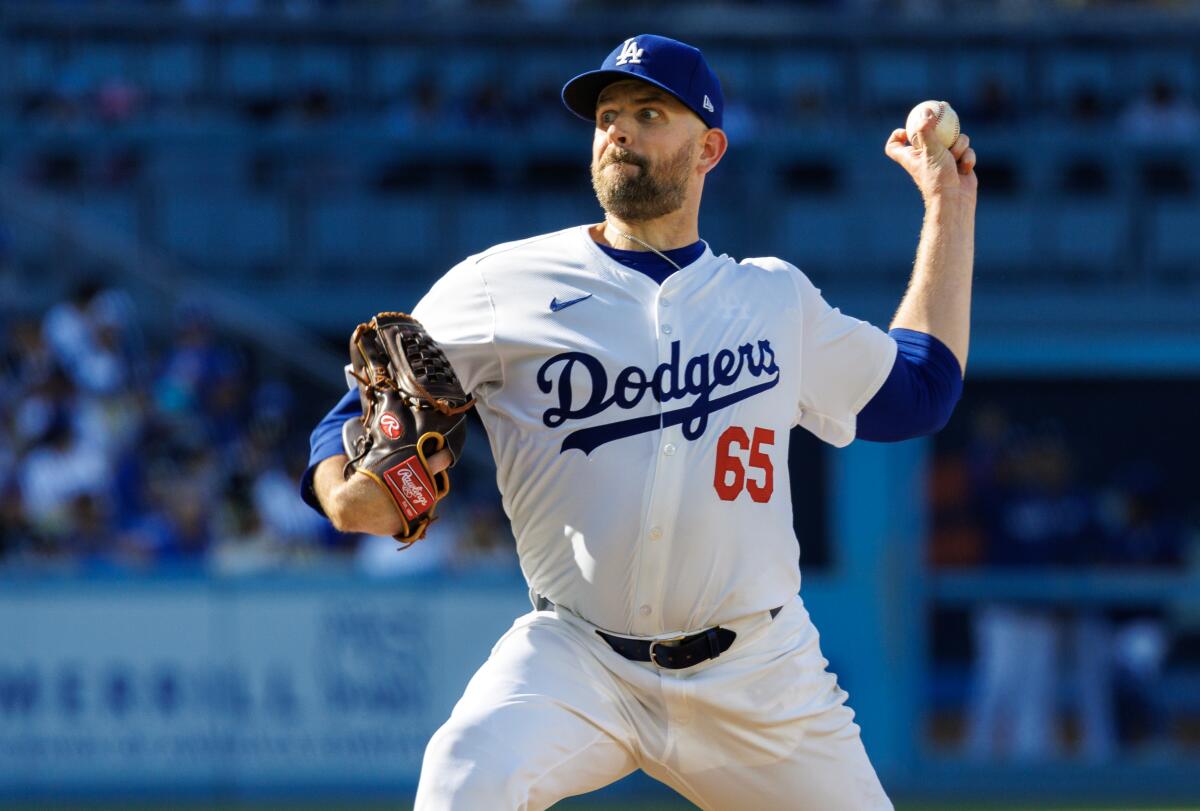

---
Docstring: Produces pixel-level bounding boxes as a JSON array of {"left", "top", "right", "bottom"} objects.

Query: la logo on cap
[{"left": 615, "top": 38, "right": 644, "bottom": 66}]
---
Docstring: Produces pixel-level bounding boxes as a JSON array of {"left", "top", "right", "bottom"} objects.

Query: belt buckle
[{"left": 648, "top": 634, "right": 689, "bottom": 667}]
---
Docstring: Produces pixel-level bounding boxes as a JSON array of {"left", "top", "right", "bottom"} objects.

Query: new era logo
[
  {"left": 703, "top": 95, "right": 714, "bottom": 113},
  {"left": 615, "top": 38, "right": 644, "bottom": 66}
]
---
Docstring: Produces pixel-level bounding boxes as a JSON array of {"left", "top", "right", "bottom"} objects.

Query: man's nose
[{"left": 605, "top": 120, "right": 631, "bottom": 147}]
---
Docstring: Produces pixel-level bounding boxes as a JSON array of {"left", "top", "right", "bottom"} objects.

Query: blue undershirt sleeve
[
  {"left": 856, "top": 328, "right": 963, "bottom": 442},
  {"left": 299, "top": 387, "right": 362, "bottom": 516}
]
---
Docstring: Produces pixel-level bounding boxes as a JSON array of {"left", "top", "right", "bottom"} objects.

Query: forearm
[
  {"left": 890, "top": 193, "right": 975, "bottom": 375},
  {"left": 312, "top": 454, "right": 404, "bottom": 536}
]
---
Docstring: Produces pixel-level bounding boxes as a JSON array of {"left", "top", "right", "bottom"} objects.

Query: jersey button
[
  {"left": 662, "top": 324, "right": 672, "bottom": 334},
  {"left": 639, "top": 605, "right": 652, "bottom": 616},
  {"left": 663, "top": 443, "right": 676, "bottom": 456},
  {"left": 648, "top": 526, "right": 662, "bottom": 540},
  {"left": 660, "top": 298, "right": 671, "bottom": 307}
]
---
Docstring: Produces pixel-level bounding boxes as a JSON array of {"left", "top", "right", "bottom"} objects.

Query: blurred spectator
[
  {"left": 1, "top": 278, "right": 515, "bottom": 575},
  {"left": 464, "top": 78, "right": 513, "bottom": 130},
  {"left": 385, "top": 74, "right": 449, "bottom": 136},
  {"left": 966, "top": 424, "right": 1094, "bottom": 761},
  {"left": 252, "top": 456, "right": 330, "bottom": 548},
  {"left": 945, "top": 401, "right": 1193, "bottom": 763},
  {"left": 155, "top": 305, "right": 246, "bottom": 444},
  {"left": 209, "top": 473, "right": 288, "bottom": 575},
  {"left": 1095, "top": 461, "right": 1182, "bottom": 749},
  {"left": 96, "top": 77, "right": 143, "bottom": 126},
  {"left": 1068, "top": 85, "right": 1106, "bottom": 127},
  {"left": 447, "top": 499, "right": 519, "bottom": 572},
  {"left": 18, "top": 411, "right": 110, "bottom": 541},
  {"left": 963, "top": 75, "right": 1016, "bottom": 127},
  {"left": 356, "top": 523, "right": 455, "bottom": 576},
  {"left": 1119, "top": 77, "right": 1200, "bottom": 144},
  {"left": 1, "top": 317, "right": 54, "bottom": 408},
  {"left": 41, "top": 279, "right": 136, "bottom": 396}
]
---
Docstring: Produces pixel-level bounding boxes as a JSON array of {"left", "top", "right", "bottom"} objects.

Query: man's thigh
[
  {"left": 415, "top": 611, "right": 638, "bottom": 811},
  {"left": 644, "top": 701, "right": 891, "bottom": 811},
  {"left": 643, "top": 599, "right": 893, "bottom": 811}
]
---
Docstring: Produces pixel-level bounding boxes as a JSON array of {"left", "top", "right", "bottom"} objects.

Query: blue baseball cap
[{"left": 562, "top": 35, "right": 724, "bottom": 130}]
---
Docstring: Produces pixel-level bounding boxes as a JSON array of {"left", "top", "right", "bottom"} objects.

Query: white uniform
[{"left": 411, "top": 225, "right": 897, "bottom": 810}]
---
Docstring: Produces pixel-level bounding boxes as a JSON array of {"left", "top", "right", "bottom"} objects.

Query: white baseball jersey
[{"left": 412, "top": 225, "right": 896, "bottom": 637}]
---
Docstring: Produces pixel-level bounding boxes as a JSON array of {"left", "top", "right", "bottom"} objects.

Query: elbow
[
  {"left": 909, "top": 389, "right": 959, "bottom": 439},
  {"left": 855, "top": 395, "right": 959, "bottom": 443},
  {"left": 318, "top": 481, "right": 363, "bottom": 534},
  {"left": 318, "top": 488, "right": 353, "bottom": 533},
  {"left": 324, "top": 497, "right": 355, "bottom": 534},
  {"left": 324, "top": 493, "right": 373, "bottom": 535},
  {"left": 926, "top": 400, "right": 957, "bottom": 436}
]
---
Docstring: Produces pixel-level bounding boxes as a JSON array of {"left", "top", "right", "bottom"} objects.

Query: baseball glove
[{"left": 342, "top": 312, "right": 474, "bottom": 547}]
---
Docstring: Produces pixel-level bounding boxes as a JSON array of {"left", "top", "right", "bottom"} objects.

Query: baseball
[{"left": 906, "top": 100, "right": 960, "bottom": 149}]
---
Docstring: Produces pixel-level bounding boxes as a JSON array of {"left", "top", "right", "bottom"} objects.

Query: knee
[{"left": 416, "top": 722, "right": 526, "bottom": 811}]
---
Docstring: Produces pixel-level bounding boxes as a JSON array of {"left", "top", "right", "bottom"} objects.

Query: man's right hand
[{"left": 314, "top": 450, "right": 453, "bottom": 536}]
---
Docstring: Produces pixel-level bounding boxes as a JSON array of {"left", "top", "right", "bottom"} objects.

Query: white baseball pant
[{"left": 415, "top": 596, "right": 892, "bottom": 811}]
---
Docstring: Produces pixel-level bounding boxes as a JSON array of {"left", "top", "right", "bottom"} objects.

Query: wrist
[
  {"left": 923, "top": 192, "right": 976, "bottom": 226},
  {"left": 924, "top": 187, "right": 975, "bottom": 210}
]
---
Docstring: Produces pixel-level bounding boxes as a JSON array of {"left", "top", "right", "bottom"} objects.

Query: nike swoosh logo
[{"left": 549, "top": 293, "right": 593, "bottom": 312}]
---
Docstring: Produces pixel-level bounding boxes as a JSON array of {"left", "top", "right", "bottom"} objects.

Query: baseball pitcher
[{"left": 302, "top": 34, "right": 976, "bottom": 810}]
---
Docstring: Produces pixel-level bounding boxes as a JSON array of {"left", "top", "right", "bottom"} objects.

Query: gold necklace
[{"left": 616, "top": 229, "right": 683, "bottom": 272}]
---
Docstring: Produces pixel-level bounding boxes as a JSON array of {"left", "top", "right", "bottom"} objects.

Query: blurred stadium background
[{"left": 1, "top": 0, "right": 1199, "bottom": 808}]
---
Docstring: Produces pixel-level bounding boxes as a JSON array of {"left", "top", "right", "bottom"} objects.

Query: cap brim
[{"left": 561, "top": 69, "right": 694, "bottom": 125}]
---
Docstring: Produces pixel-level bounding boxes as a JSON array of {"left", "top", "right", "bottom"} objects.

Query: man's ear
[{"left": 698, "top": 127, "right": 728, "bottom": 175}]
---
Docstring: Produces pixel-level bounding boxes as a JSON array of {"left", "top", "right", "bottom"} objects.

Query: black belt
[{"left": 535, "top": 595, "right": 781, "bottom": 670}]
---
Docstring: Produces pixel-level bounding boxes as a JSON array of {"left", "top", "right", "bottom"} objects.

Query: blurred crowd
[
  {"left": 13, "top": 37, "right": 1200, "bottom": 202},
  {"left": 4, "top": 0, "right": 1195, "bottom": 14},
  {"left": 0, "top": 280, "right": 517, "bottom": 576},
  {"left": 930, "top": 407, "right": 1200, "bottom": 760},
  {"left": 11, "top": 36, "right": 1200, "bottom": 141}
]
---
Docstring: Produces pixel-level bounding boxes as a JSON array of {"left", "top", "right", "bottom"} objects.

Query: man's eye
[
  {"left": 640, "top": 109, "right": 660, "bottom": 120},
  {"left": 599, "top": 110, "right": 617, "bottom": 125}
]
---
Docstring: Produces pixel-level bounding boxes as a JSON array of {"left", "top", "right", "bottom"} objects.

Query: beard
[{"left": 590, "top": 141, "right": 694, "bottom": 222}]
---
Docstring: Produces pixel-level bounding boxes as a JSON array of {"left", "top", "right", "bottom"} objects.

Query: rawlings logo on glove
[{"left": 342, "top": 312, "right": 474, "bottom": 547}]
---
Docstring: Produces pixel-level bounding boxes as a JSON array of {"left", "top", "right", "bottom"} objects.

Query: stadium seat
[
  {"left": 1122, "top": 48, "right": 1197, "bottom": 100},
  {"left": 861, "top": 50, "right": 939, "bottom": 119},
  {"left": 310, "top": 196, "right": 440, "bottom": 271},
  {"left": 1044, "top": 51, "right": 1117, "bottom": 115},
  {"left": 161, "top": 192, "right": 287, "bottom": 272},
  {"left": 145, "top": 41, "right": 205, "bottom": 99},
  {"left": 68, "top": 43, "right": 130, "bottom": 90},
  {"left": 148, "top": 147, "right": 246, "bottom": 187},
  {"left": 292, "top": 46, "right": 354, "bottom": 95},
  {"left": 858, "top": 199, "right": 926, "bottom": 274},
  {"left": 435, "top": 47, "right": 505, "bottom": 99},
  {"left": 769, "top": 51, "right": 845, "bottom": 104},
  {"left": 83, "top": 193, "right": 140, "bottom": 237},
  {"left": 1048, "top": 201, "right": 1129, "bottom": 276},
  {"left": 1145, "top": 200, "right": 1200, "bottom": 273},
  {"left": 11, "top": 38, "right": 56, "bottom": 95},
  {"left": 777, "top": 197, "right": 856, "bottom": 273},
  {"left": 950, "top": 49, "right": 1025, "bottom": 128},
  {"left": 701, "top": 47, "right": 759, "bottom": 108},
  {"left": 453, "top": 195, "right": 523, "bottom": 256},
  {"left": 522, "top": 194, "right": 602, "bottom": 238},
  {"left": 972, "top": 200, "right": 1038, "bottom": 278},
  {"left": 367, "top": 47, "right": 429, "bottom": 98},
  {"left": 220, "top": 44, "right": 280, "bottom": 97}
]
